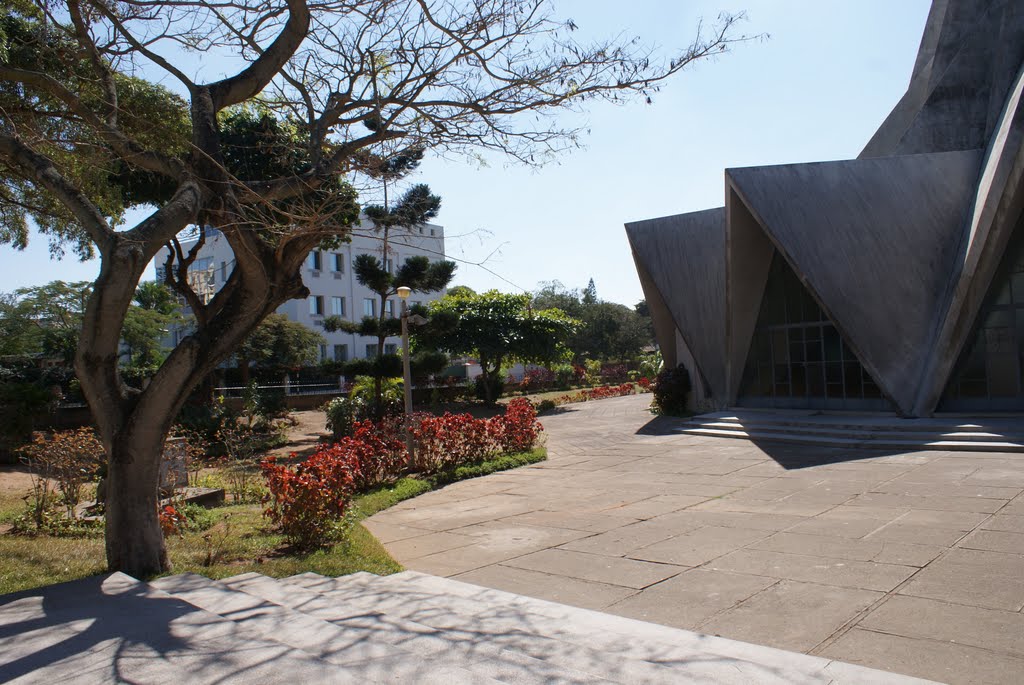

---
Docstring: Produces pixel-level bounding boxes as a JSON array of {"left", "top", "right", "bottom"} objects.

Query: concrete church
[{"left": 626, "top": 0, "right": 1024, "bottom": 416}]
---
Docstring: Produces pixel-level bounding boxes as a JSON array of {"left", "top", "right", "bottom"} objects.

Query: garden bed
[{"left": 0, "top": 447, "right": 545, "bottom": 596}]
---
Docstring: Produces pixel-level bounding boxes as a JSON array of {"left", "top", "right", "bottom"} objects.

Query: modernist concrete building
[
  {"left": 626, "top": 0, "right": 1024, "bottom": 416},
  {"left": 155, "top": 218, "right": 447, "bottom": 363}
]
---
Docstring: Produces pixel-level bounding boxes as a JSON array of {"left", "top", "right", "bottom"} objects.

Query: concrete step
[
  {"left": 678, "top": 426, "right": 1024, "bottom": 452},
  {"left": 221, "top": 572, "right": 610, "bottom": 684},
  {"left": 693, "top": 412, "right": 1014, "bottom": 433},
  {"left": 299, "top": 570, "right": 938, "bottom": 685},
  {"left": 685, "top": 419, "right": 1021, "bottom": 442},
  {"left": 0, "top": 572, "right": 350, "bottom": 684},
  {"left": 283, "top": 570, "right": 379, "bottom": 594}
]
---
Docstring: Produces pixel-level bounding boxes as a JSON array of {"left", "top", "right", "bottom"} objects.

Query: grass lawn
[{"left": 0, "top": 448, "right": 545, "bottom": 596}]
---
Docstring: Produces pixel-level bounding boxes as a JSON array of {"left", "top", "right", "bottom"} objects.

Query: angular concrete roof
[
  {"left": 626, "top": 209, "right": 727, "bottom": 399},
  {"left": 727, "top": 150, "right": 983, "bottom": 414},
  {"left": 914, "top": 64, "right": 1024, "bottom": 413},
  {"left": 863, "top": 0, "right": 1024, "bottom": 157}
]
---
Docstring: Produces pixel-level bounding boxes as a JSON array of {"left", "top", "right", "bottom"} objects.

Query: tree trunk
[{"left": 104, "top": 430, "right": 169, "bottom": 577}]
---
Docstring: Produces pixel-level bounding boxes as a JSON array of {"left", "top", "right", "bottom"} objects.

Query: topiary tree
[{"left": 418, "top": 290, "right": 580, "bottom": 404}]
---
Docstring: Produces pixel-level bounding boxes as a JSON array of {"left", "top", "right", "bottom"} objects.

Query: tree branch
[
  {"left": 207, "top": 0, "right": 311, "bottom": 110},
  {"left": 0, "top": 132, "right": 114, "bottom": 251},
  {"left": 0, "top": 63, "right": 184, "bottom": 179}
]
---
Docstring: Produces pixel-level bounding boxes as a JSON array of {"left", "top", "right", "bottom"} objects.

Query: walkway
[{"left": 366, "top": 394, "right": 1024, "bottom": 684}]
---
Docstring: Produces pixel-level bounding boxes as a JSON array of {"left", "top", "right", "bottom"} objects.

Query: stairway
[
  {"left": 676, "top": 410, "right": 1024, "bottom": 452},
  {"left": 0, "top": 569, "right": 940, "bottom": 684}
]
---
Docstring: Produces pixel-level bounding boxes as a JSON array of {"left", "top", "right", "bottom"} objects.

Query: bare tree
[{"left": 0, "top": 0, "right": 748, "bottom": 576}]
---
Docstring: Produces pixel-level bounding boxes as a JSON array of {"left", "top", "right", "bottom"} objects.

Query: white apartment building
[{"left": 154, "top": 218, "right": 447, "bottom": 363}]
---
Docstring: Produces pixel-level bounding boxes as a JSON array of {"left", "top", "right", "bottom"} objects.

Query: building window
[
  {"left": 220, "top": 261, "right": 227, "bottom": 282},
  {"left": 430, "top": 228, "right": 436, "bottom": 236},
  {"left": 319, "top": 344, "right": 328, "bottom": 361},
  {"left": 384, "top": 257, "right": 394, "bottom": 273},
  {"left": 363, "top": 298, "right": 376, "bottom": 317},
  {"left": 333, "top": 344, "right": 348, "bottom": 362},
  {"left": 332, "top": 253, "right": 345, "bottom": 273},
  {"left": 308, "top": 250, "right": 322, "bottom": 270},
  {"left": 309, "top": 295, "right": 324, "bottom": 316},
  {"left": 331, "top": 296, "right": 345, "bottom": 316},
  {"left": 384, "top": 299, "right": 395, "bottom": 318},
  {"left": 365, "top": 344, "right": 377, "bottom": 359},
  {"left": 384, "top": 343, "right": 398, "bottom": 355}
]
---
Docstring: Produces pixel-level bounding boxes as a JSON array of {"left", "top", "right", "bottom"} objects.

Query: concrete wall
[{"left": 625, "top": 208, "right": 727, "bottom": 400}]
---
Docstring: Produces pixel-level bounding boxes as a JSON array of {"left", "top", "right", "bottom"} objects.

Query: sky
[{"left": 0, "top": 0, "right": 933, "bottom": 307}]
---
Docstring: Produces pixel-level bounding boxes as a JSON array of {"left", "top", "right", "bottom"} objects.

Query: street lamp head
[{"left": 397, "top": 286, "right": 412, "bottom": 300}]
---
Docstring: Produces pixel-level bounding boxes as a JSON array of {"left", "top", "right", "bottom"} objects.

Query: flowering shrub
[
  {"left": 261, "top": 399, "right": 543, "bottom": 547},
  {"left": 637, "top": 377, "right": 652, "bottom": 392},
  {"left": 261, "top": 451, "right": 355, "bottom": 549}
]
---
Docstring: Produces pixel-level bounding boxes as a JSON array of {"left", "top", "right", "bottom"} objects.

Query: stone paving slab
[{"left": 369, "top": 394, "right": 1024, "bottom": 683}]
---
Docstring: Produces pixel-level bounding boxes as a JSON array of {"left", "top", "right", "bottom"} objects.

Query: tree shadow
[{"left": 0, "top": 573, "right": 335, "bottom": 683}]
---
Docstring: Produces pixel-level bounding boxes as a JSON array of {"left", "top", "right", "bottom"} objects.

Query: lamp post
[{"left": 396, "top": 286, "right": 415, "bottom": 469}]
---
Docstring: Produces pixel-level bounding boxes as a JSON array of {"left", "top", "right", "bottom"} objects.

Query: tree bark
[{"left": 104, "top": 429, "right": 169, "bottom": 577}]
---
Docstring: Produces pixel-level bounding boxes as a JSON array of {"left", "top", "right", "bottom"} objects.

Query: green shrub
[
  {"left": 552, "top": 363, "right": 575, "bottom": 389},
  {"left": 652, "top": 364, "right": 692, "bottom": 416},
  {"left": 537, "top": 399, "right": 556, "bottom": 414},
  {"left": 474, "top": 374, "right": 504, "bottom": 403},
  {"left": 638, "top": 351, "right": 663, "bottom": 380},
  {"left": 324, "top": 396, "right": 363, "bottom": 439},
  {"left": 351, "top": 375, "right": 403, "bottom": 416}
]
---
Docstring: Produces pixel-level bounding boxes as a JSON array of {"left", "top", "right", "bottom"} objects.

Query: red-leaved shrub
[
  {"left": 262, "top": 399, "right": 544, "bottom": 547},
  {"left": 261, "top": 451, "right": 355, "bottom": 549}
]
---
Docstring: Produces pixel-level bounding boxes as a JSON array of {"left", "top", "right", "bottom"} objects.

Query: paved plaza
[{"left": 366, "top": 394, "right": 1024, "bottom": 684}]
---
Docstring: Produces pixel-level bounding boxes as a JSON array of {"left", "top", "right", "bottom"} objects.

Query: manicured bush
[
  {"left": 652, "top": 365, "right": 692, "bottom": 415},
  {"left": 496, "top": 398, "right": 541, "bottom": 453},
  {"left": 557, "top": 383, "right": 637, "bottom": 405}
]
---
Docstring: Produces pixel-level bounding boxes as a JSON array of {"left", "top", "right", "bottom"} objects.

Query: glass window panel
[
  {"left": 994, "top": 280, "right": 1012, "bottom": 305},
  {"left": 806, "top": 337, "right": 823, "bottom": 362},
  {"left": 790, "top": 364, "right": 806, "bottom": 395},
  {"left": 806, "top": 363, "right": 824, "bottom": 396},
  {"left": 844, "top": 363, "right": 863, "bottom": 397},
  {"left": 862, "top": 376, "right": 882, "bottom": 398},
  {"left": 985, "top": 309, "right": 1012, "bottom": 328},
  {"left": 825, "top": 362, "right": 842, "bottom": 384},
  {"left": 1013, "top": 272, "right": 1024, "bottom": 304},
  {"left": 789, "top": 341, "right": 806, "bottom": 363},
  {"left": 771, "top": 330, "right": 788, "bottom": 363},
  {"left": 823, "top": 327, "right": 842, "bottom": 361}
]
